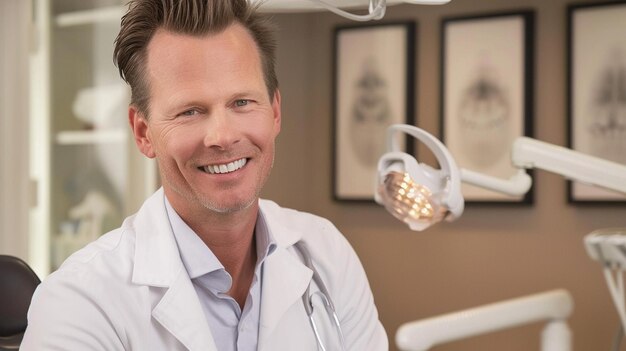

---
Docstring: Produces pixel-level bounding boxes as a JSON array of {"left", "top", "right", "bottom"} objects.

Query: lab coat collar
[
  {"left": 132, "top": 188, "right": 181, "bottom": 287},
  {"left": 257, "top": 199, "right": 303, "bottom": 249},
  {"left": 132, "top": 188, "right": 217, "bottom": 351}
]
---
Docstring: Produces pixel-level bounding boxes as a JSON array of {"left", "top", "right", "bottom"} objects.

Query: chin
[{"left": 198, "top": 195, "right": 258, "bottom": 214}]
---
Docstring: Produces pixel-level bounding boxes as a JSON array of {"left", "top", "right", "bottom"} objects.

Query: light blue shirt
[{"left": 164, "top": 197, "right": 276, "bottom": 351}]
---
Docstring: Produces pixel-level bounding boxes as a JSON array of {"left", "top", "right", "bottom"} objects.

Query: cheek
[
  {"left": 252, "top": 125, "right": 277, "bottom": 152},
  {"left": 248, "top": 114, "right": 279, "bottom": 142},
  {"left": 153, "top": 126, "right": 200, "bottom": 161}
]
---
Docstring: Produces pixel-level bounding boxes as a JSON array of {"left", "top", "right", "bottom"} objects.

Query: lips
[{"left": 201, "top": 158, "right": 247, "bottom": 174}]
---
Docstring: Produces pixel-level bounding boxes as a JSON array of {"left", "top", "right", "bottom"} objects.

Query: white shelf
[
  {"left": 55, "top": 129, "right": 127, "bottom": 145},
  {"left": 55, "top": 5, "right": 125, "bottom": 27}
]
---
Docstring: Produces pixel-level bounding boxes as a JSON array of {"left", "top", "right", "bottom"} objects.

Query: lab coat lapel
[
  {"left": 258, "top": 247, "right": 312, "bottom": 349},
  {"left": 152, "top": 269, "right": 217, "bottom": 351},
  {"left": 257, "top": 201, "right": 313, "bottom": 349},
  {"left": 132, "top": 189, "right": 217, "bottom": 351}
]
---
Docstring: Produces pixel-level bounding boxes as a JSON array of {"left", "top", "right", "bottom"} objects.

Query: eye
[
  {"left": 234, "top": 99, "right": 250, "bottom": 107},
  {"left": 179, "top": 109, "right": 199, "bottom": 117}
]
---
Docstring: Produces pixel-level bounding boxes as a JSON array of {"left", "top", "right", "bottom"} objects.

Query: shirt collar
[
  {"left": 164, "top": 196, "right": 277, "bottom": 281},
  {"left": 255, "top": 208, "right": 278, "bottom": 265},
  {"left": 164, "top": 196, "right": 223, "bottom": 280}
]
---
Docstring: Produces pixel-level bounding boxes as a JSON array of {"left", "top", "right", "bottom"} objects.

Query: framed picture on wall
[
  {"left": 333, "top": 21, "right": 416, "bottom": 201},
  {"left": 441, "top": 11, "right": 534, "bottom": 204},
  {"left": 567, "top": 1, "right": 626, "bottom": 203}
]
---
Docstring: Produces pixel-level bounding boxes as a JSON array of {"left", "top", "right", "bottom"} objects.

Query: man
[{"left": 22, "top": 0, "right": 388, "bottom": 350}]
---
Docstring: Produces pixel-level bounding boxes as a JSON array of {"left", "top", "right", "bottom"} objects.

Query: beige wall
[
  {"left": 262, "top": 0, "right": 626, "bottom": 350},
  {"left": 0, "top": 0, "right": 31, "bottom": 260}
]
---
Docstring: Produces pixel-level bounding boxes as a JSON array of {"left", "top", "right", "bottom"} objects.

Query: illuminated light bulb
[
  {"left": 375, "top": 125, "right": 465, "bottom": 231},
  {"left": 377, "top": 171, "right": 448, "bottom": 231}
]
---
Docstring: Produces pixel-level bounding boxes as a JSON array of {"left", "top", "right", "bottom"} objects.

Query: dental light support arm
[{"left": 460, "top": 137, "right": 626, "bottom": 196}]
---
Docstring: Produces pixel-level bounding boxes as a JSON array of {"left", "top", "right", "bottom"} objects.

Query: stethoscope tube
[{"left": 294, "top": 241, "right": 347, "bottom": 351}]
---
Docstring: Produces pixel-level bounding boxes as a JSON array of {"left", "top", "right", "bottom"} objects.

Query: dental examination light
[
  {"left": 374, "top": 124, "right": 464, "bottom": 231},
  {"left": 376, "top": 124, "right": 626, "bottom": 231},
  {"left": 252, "top": 0, "right": 451, "bottom": 21},
  {"left": 376, "top": 124, "right": 626, "bottom": 350}
]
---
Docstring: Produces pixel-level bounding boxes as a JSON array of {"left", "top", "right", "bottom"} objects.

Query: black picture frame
[
  {"left": 332, "top": 21, "right": 416, "bottom": 202},
  {"left": 567, "top": 1, "right": 626, "bottom": 204},
  {"left": 441, "top": 11, "right": 534, "bottom": 204}
]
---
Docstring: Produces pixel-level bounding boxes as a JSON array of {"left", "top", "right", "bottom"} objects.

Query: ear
[
  {"left": 129, "top": 106, "right": 156, "bottom": 158},
  {"left": 271, "top": 89, "right": 282, "bottom": 135}
]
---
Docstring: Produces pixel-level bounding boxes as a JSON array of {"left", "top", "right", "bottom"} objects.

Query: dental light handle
[
  {"left": 386, "top": 124, "right": 463, "bottom": 216},
  {"left": 387, "top": 125, "right": 456, "bottom": 177}
]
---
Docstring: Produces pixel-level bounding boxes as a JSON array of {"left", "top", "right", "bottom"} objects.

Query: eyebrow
[{"left": 229, "top": 90, "right": 266, "bottom": 100}]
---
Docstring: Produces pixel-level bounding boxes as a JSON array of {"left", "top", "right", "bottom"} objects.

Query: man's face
[{"left": 130, "top": 24, "right": 281, "bottom": 215}]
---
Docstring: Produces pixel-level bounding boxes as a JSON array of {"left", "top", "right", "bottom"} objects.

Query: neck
[{"left": 166, "top": 192, "right": 259, "bottom": 308}]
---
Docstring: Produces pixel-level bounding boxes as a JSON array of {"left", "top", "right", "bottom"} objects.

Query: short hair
[{"left": 113, "top": 0, "right": 278, "bottom": 117}]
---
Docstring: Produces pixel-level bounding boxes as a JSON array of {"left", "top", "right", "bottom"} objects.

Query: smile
[{"left": 202, "top": 158, "right": 247, "bottom": 174}]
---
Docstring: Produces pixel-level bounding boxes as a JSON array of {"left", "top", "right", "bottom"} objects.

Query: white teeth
[{"left": 204, "top": 158, "right": 247, "bottom": 174}]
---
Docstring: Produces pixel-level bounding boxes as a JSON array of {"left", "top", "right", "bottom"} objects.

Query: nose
[{"left": 203, "top": 109, "right": 240, "bottom": 150}]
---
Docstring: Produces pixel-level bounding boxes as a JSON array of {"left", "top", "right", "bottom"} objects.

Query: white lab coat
[{"left": 22, "top": 189, "right": 388, "bottom": 350}]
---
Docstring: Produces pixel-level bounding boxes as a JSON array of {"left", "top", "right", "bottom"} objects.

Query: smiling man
[{"left": 21, "top": 1, "right": 387, "bottom": 350}]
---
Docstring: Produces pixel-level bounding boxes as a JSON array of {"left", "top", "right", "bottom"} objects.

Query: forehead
[{"left": 145, "top": 23, "right": 264, "bottom": 89}]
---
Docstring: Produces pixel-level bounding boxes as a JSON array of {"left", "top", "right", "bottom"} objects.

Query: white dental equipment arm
[
  {"left": 254, "top": 0, "right": 451, "bottom": 21},
  {"left": 396, "top": 290, "right": 574, "bottom": 351},
  {"left": 461, "top": 136, "right": 626, "bottom": 197}
]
